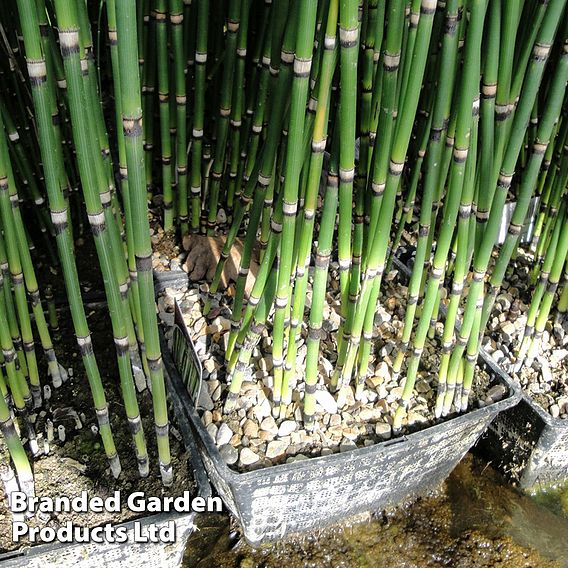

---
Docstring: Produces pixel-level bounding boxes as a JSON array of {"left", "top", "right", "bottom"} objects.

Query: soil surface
[{"left": 0, "top": 236, "right": 195, "bottom": 553}]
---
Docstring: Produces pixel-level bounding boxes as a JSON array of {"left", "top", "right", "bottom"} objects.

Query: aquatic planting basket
[
  {"left": 0, "top": 512, "right": 196, "bottom": 568},
  {"left": 161, "top": 321, "right": 520, "bottom": 546},
  {"left": 391, "top": 254, "right": 567, "bottom": 490},
  {"left": 478, "top": 388, "right": 568, "bottom": 490}
]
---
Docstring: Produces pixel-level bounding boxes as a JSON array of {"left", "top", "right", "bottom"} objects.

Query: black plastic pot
[
  {"left": 479, "top": 388, "right": 568, "bottom": 490},
  {"left": 161, "top": 320, "right": 520, "bottom": 546}
]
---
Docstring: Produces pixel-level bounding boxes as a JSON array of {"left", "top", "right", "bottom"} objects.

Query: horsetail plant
[
  {"left": 15, "top": 0, "right": 121, "bottom": 478},
  {"left": 3, "top": 0, "right": 568, "bottom": 504}
]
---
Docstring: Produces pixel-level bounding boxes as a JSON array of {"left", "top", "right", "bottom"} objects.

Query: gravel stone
[
  {"left": 315, "top": 389, "right": 338, "bottom": 414},
  {"left": 277, "top": 420, "right": 297, "bottom": 437},
  {"left": 375, "top": 422, "right": 392, "bottom": 440},
  {"left": 239, "top": 448, "right": 260, "bottom": 466},
  {"left": 216, "top": 423, "right": 233, "bottom": 446},
  {"left": 219, "top": 444, "right": 238, "bottom": 465},
  {"left": 266, "top": 440, "right": 288, "bottom": 459}
]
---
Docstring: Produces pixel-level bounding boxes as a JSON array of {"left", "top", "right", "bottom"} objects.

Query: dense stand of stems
[{"left": 3, "top": 0, "right": 568, "bottom": 495}]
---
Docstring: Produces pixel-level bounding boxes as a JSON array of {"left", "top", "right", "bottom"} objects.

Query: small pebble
[
  {"left": 266, "top": 440, "right": 288, "bottom": 459},
  {"left": 239, "top": 447, "right": 260, "bottom": 466},
  {"left": 277, "top": 420, "right": 297, "bottom": 437},
  {"left": 216, "top": 423, "right": 233, "bottom": 446},
  {"left": 219, "top": 444, "right": 239, "bottom": 465},
  {"left": 375, "top": 422, "right": 392, "bottom": 440},
  {"left": 339, "top": 439, "right": 357, "bottom": 453},
  {"left": 315, "top": 389, "right": 338, "bottom": 414}
]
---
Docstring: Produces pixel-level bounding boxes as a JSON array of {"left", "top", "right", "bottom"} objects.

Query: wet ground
[{"left": 183, "top": 454, "right": 568, "bottom": 568}]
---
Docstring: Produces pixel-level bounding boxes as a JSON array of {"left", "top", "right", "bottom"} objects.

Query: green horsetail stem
[
  {"left": 53, "top": 0, "right": 149, "bottom": 478},
  {"left": 509, "top": 1, "right": 550, "bottom": 110},
  {"left": 557, "top": 265, "right": 568, "bottom": 317},
  {"left": 226, "top": 193, "right": 284, "bottom": 374},
  {"left": 361, "top": 0, "right": 405, "bottom": 273},
  {"left": 270, "top": 0, "right": 318, "bottom": 415},
  {"left": 461, "top": 41, "right": 568, "bottom": 411},
  {"left": 154, "top": 0, "right": 174, "bottom": 230},
  {"left": 0, "top": 283, "right": 39, "bottom": 458},
  {"left": 217, "top": 2, "right": 292, "bottom": 345},
  {"left": 337, "top": 0, "right": 437, "bottom": 393},
  {"left": 516, "top": 202, "right": 566, "bottom": 369},
  {"left": 225, "top": 0, "right": 253, "bottom": 212},
  {"left": 189, "top": 0, "right": 209, "bottom": 233},
  {"left": 0, "top": 111, "right": 62, "bottom": 396},
  {"left": 142, "top": 2, "right": 157, "bottom": 198},
  {"left": 258, "top": 172, "right": 276, "bottom": 264},
  {"left": 0, "top": 393, "right": 34, "bottom": 498},
  {"left": 34, "top": 0, "right": 74, "bottom": 197},
  {"left": 280, "top": 0, "right": 338, "bottom": 417},
  {"left": 335, "top": 0, "right": 362, "bottom": 374},
  {"left": 393, "top": 0, "right": 488, "bottom": 432},
  {"left": 0, "top": 169, "right": 40, "bottom": 405},
  {"left": 438, "top": 98, "right": 480, "bottom": 418},
  {"left": 0, "top": 234, "right": 28, "bottom": 379},
  {"left": 532, "top": 139, "right": 568, "bottom": 280},
  {"left": 358, "top": 0, "right": 382, "bottom": 199},
  {"left": 44, "top": 285, "right": 60, "bottom": 340},
  {"left": 332, "top": 2, "right": 380, "bottom": 372},
  {"left": 0, "top": 276, "right": 29, "bottom": 413},
  {"left": 224, "top": 265, "right": 278, "bottom": 413},
  {"left": 474, "top": 0, "right": 519, "bottom": 245},
  {"left": 77, "top": 0, "right": 114, "bottom": 188},
  {"left": 531, "top": 121, "right": 565, "bottom": 249},
  {"left": 336, "top": 0, "right": 402, "bottom": 388},
  {"left": 106, "top": 0, "right": 149, "bottom": 392},
  {"left": 115, "top": 0, "right": 172, "bottom": 484},
  {"left": 392, "top": 0, "right": 459, "bottom": 375},
  {"left": 384, "top": 131, "right": 424, "bottom": 277},
  {"left": 137, "top": 0, "right": 146, "bottom": 79},
  {"left": 204, "top": 1, "right": 291, "bottom": 321},
  {"left": 443, "top": 0, "right": 567, "bottom": 398},
  {"left": 170, "top": 0, "right": 189, "bottom": 237},
  {"left": 526, "top": 212, "right": 568, "bottom": 363},
  {"left": 223, "top": 170, "right": 265, "bottom": 360},
  {"left": 474, "top": 0, "right": 499, "bottom": 253},
  {"left": 0, "top": 129, "right": 40, "bottom": 407},
  {"left": 206, "top": 0, "right": 241, "bottom": 234},
  {"left": 182, "top": 0, "right": 193, "bottom": 68},
  {"left": 398, "top": 0, "right": 420, "bottom": 108},
  {"left": 17, "top": 0, "right": 122, "bottom": 476},
  {"left": 1, "top": 106, "right": 56, "bottom": 243},
  {"left": 303, "top": 136, "right": 339, "bottom": 427},
  {"left": 380, "top": 123, "right": 426, "bottom": 365}
]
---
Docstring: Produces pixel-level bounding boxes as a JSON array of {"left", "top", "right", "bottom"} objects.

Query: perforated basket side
[
  {"left": 478, "top": 383, "right": 568, "bottom": 490},
  {"left": 523, "top": 422, "right": 568, "bottom": 488},
  {"left": 480, "top": 396, "right": 545, "bottom": 482},
  {"left": 228, "top": 413, "right": 494, "bottom": 544}
]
